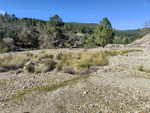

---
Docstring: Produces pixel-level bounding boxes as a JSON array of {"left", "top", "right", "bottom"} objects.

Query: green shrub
[
  {"left": 49, "top": 54, "right": 54, "bottom": 59},
  {"left": 84, "top": 37, "right": 96, "bottom": 49},
  {"left": 138, "top": 35, "right": 144, "bottom": 39},
  {"left": 56, "top": 53, "right": 63, "bottom": 60},
  {"left": 44, "top": 59, "right": 56, "bottom": 71}
]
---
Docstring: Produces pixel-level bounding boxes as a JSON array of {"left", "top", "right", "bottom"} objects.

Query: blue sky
[{"left": 0, "top": 0, "right": 150, "bottom": 30}]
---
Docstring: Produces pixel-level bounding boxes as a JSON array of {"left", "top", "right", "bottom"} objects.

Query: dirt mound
[{"left": 128, "top": 33, "right": 150, "bottom": 47}]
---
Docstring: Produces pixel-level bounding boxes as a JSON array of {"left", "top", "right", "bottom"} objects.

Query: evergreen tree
[
  {"left": 94, "top": 17, "right": 115, "bottom": 46},
  {"left": 4, "top": 12, "right": 8, "bottom": 23},
  {"left": 0, "top": 14, "right": 4, "bottom": 23},
  {"left": 100, "top": 17, "right": 112, "bottom": 28},
  {"left": 11, "top": 14, "right": 16, "bottom": 22},
  {"left": 46, "top": 15, "right": 66, "bottom": 47},
  {"left": 124, "top": 37, "right": 129, "bottom": 45}
]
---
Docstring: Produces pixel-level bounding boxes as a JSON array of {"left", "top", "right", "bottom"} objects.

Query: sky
[{"left": 0, "top": 0, "right": 150, "bottom": 30}]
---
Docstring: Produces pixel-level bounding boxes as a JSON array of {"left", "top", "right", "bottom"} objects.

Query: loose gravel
[{"left": 0, "top": 48, "right": 150, "bottom": 112}]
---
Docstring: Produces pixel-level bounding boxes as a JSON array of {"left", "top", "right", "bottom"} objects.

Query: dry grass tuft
[
  {"left": 0, "top": 49, "right": 141, "bottom": 72},
  {"left": 37, "top": 53, "right": 54, "bottom": 60},
  {"left": 0, "top": 53, "right": 30, "bottom": 69},
  {"left": 55, "top": 49, "right": 139, "bottom": 71},
  {"left": 138, "top": 64, "right": 150, "bottom": 73}
]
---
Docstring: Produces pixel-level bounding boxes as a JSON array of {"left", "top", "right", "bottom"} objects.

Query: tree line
[
  {"left": 0, "top": 12, "right": 144, "bottom": 52},
  {"left": 0, "top": 12, "right": 46, "bottom": 28}
]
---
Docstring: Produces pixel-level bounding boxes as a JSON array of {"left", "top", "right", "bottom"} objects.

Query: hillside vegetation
[
  {"left": 128, "top": 33, "right": 150, "bottom": 47},
  {"left": 0, "top": 13, "right": 148, "bottom": 52}
]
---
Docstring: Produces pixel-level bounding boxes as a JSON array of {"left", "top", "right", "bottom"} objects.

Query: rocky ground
[{"left": 0, "top": 47, "right": 150, "bottom": 113}]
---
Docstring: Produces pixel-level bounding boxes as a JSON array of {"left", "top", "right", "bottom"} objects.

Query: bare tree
[{"left": 144, "top": 20, "right": 150, "bottom": 28}]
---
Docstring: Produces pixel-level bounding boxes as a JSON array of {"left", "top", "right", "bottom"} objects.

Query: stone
[
  {"left": 89, "top": 104, "right": 95, "bottom": 108},
  {"left": 84, "top": 91, "right": 88, "bottom": 94}
]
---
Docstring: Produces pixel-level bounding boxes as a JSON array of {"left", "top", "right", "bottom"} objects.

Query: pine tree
[{"left": 94, "top": 17, "right": 115, "bottom": 46}]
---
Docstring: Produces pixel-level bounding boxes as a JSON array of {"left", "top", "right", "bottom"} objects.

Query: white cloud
[{"left": 0, "top": 10, "right": 5, "bottom": 14}]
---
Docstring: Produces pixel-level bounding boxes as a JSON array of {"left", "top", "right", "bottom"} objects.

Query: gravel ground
[{"left": 0, "top": 48, "right": 150, "bottom": 112}]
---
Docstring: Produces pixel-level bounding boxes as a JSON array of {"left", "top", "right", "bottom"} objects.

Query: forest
[{"left": 0, "top": 13, "right": 147, "bottom": 52}]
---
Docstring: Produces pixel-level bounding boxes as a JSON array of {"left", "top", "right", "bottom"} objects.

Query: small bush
[
  {"left": 56, "top": 53, "right": 63, "bottom": 60},
  {"left": 0, "top": 46, "right": 9, "bottom": 53},
  {"left": 44, "top": 59, "right": 56, "bottom": 71},
  {"left": 25, "top": 64, "right": 35, "bottom": 73},
  {"left": 35, "top": 67, "right": 42, "bottom": 73},
  {"left": 56, "top": 62, "right": 64, "bottom": 71},
  {"left": 49, "top": 54, "right": 54, "bottom": 59},
  {"left": 138, "top": 35, "right": 144, "bottom": 39}
]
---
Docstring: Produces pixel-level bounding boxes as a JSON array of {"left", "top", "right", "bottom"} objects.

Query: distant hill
[
  {"left": 69, "top": 22, "right": 150, "bottom": 35},
  {"left": 121, "top": 27, "right": 150, "bottom": 35},
  {"left": 66, "top": 22, "right": 98, "bottom": 28}
]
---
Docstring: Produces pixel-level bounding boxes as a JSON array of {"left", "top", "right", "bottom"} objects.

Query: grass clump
[
  {"left": 56, "top": 53, "right": 72, "bottom": 71},
  {"left": 72, "top": 51, "right": 109, "bottom": 69},
  {"left": 0, "top": 53, "right": 30, "bottom": 69},
  {"left": 34, "top": 64, "right": 48, "bottom": 73},
  {"left": 56, "top": 61, "right": 64, "bottom": 71},
  {"left": 37, "top": 53, "right": 54, "bottom": 60},
  {"left": 138, "top": 65, "right": 144, "bottom": 71},
  {"left": 44, "top": 59, "right": 56, "bottom": 71},
  {"left": 55, "top": 49, "right": 141, "bottom": 71},
  {"left": 138, "top": 64, "right": 150, "bottom": 73},
  {"left": 35, "top": 67, "right": 42, "bottom": 73},
  {"left": 56, "top": 53, "right": 63, "bottom": 60}
]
